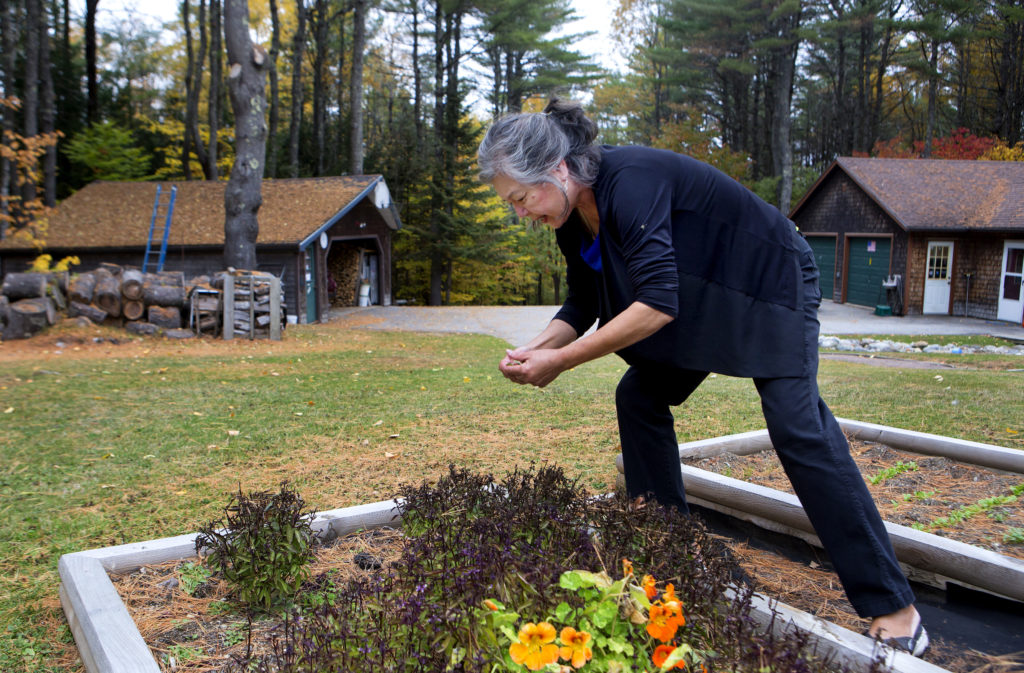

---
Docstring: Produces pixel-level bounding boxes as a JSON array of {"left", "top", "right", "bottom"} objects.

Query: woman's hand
[{"left": 499, "top": 347, "right": 566, "bottom": 388}]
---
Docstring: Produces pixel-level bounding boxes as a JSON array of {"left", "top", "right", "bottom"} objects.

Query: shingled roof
[
  {"left": 0, "top": 175, "right": 398, "bottom": 251},
  {"left": 791, "top": 158, "right": 1024, "bottom": 232}
]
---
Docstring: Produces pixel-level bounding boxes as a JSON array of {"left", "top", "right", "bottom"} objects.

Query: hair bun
[{"left": 543, "top": 98, "right": 597, "bottom": 150}]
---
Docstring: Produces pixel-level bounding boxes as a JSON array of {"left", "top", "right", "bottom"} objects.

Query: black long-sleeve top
[{"left": 553, "top": 145, "right": 815, "bottom": 379}]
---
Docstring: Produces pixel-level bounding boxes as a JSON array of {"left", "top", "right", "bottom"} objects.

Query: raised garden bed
[
  {"left": 609, "top": 418, "right": 1024, "bottom": 670},
  {"left": 59, "top": 463, "right": 960, "bottom": 673}
]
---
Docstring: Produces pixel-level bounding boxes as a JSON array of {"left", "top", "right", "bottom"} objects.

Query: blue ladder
[{"left": 143, "top": 184, "right": 177, "bottom": 273}]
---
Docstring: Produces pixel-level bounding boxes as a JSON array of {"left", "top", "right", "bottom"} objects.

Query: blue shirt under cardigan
[{"left": 553, "top": 145, "right": 815, "bottom": 379}]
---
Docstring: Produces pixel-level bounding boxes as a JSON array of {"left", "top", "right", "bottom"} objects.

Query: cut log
[
  {"left": 148, "top": 305, "right": 181, "bottom": 329},
  {"left": 1, "top": 272, "right": 49, "bottom": 300},
  {"left": 94, "top": 273, "right": 122, "bottom": 318},
  {"left": 69, "top": 272, "right": 98, "bottom": 305},
  {"left": 3, "top": 297, "right": 55, "bottom": 339},
  {"left": 122, "top": 300, "right": 145, "bottom": 321},
  {"left": 99, "top": 262, "right": 123, "bottom": 276},
  {"left": 143, "top": 273, "right": 186, "bottom": 307},
  {"left": 125, "top": 322, "right": 159, "bottom": 336},
  {"left": 121, "top": 269, "right": 145, "bottom": 300},
  {"left": 68, "top": 301, "right": 108, "bottom": 324}
]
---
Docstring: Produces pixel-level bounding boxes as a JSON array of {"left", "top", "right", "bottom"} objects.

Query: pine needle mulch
[
  {"left": 111, "top": 527, "right": 405, "bottom": 673},
  {"left": 686, "top": 436, "right": 1024, "bottom": 560}
]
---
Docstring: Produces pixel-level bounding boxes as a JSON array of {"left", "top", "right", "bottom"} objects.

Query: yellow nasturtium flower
[
  {"left": 558, "top": 627, "right": 593, "bottom": 669},
  {"left": 509, "top": 622, "right": 559, "bottom": 671}
]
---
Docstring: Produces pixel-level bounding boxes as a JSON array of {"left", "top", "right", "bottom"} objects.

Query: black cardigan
[{"left": 553, "top": 145, "right": 815, "bottom": 379}]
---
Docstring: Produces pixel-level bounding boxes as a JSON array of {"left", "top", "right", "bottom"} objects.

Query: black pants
[{"left": 616, "top": 254, "right": 915, "bottom": 619}]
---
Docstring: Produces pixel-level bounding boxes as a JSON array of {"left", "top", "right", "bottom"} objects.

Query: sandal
[{"left": 867, "top": 617, "right": 929, "bottom": 657}]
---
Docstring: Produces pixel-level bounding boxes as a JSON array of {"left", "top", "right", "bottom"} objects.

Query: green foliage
[
  {"left": 1004, "top": 528, "right": 1024, "bottom": 545},
  {"left": 63, "top": 121, "right": 152, "bottom": 181},
  {"left": 912, "top": 484, "right": 1022, "bottom": 531},
  {"left": 178, "top": 561, "right": 213, "bottom": 596},
  {"left": 195, "top": 482, "right": 317, "bottom": 611},
  {"left": 868, "top": 461, "right": 919, "bottom": 485}
]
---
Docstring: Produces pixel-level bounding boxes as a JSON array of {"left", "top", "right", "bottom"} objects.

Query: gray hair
[{"left": 477, "top": 99, "right": 601, "bottom": 190}]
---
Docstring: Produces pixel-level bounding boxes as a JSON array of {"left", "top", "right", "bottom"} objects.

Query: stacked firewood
[
  {"left": 0, "top": 271, "right": 67, "bottom": 340},
  {"left": 1, "top": 264, "right": 192, "bottom": 340},
  {"left": 210, "top": 270, "right": 286, "bottom": 339}
]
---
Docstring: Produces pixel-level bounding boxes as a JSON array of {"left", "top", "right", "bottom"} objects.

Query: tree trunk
[
  {"left": 22, "top": 0, "right": 40, "bottom": 208},
  {"left": 266, "top": 0, "right": 281, "bottom": 177},
  {"left": 40, "top": 0, "right": 55, "bottom": 207},
  {"left": 428, "top": 0, "right": 445, "bottom": 306},
  {"left": 1, "top": 0, "right": 14, "bottom": 238},
  {"left": 223, "top": 0, "right": 268, "bottom": 271},
  {"left": 311, "top": 0, "right": 327, "bottom": 176},
  {"left": 411, "top": 0, "right": 422, "bottom": 147},
  {"left": 85, "top": 0, "right": 98, "bottom": 124},
  {"left": 207, "top": 0, "right": 223, "bottom": 179},
  {"left": 288, "top": 0, "right": 306, "bottom": 178},
  {"left": 333, "top": 8, "right": 345, "bottom": 166},
  {"left": 770, "top": 2, "right": 800, "bottom": 214},
  {"left": 349, "top": 0, "right": 366, "bottom": 174},
  {"left": 187, "top": 0, "right": 213, "bottom": 179},
  {"left": 182, "top": 0, "right": 195, "bottom": 180},
  {"left": 923, "top": 40, "right": 939, "bottom": 158}
]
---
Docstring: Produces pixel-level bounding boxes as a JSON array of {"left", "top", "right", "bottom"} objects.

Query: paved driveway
[{"left": 331, "top": 302, "right": 1024, "bottom": 347}]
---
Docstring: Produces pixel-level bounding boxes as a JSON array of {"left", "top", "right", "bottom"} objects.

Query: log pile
[
  {"left": 212, "top": 270, "right": 286, "bottom": 340},
  {"left": 1, "top": 265, "right": 285, "bottom": 341}
]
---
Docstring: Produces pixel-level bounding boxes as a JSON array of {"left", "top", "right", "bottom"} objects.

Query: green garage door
[
  {"left": 805, "top": 235, "right": 836, "bottom": 299},
  {"left": 846, "top": 237, "right": 891, "bottom": 307}
]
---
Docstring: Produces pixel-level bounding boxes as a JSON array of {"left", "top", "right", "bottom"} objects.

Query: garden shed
[
  {"left": 791, "top": 157, "right": 1024, "bottom": 324},
  {"left": 0, "top": 175, "right": 401, "bottom": 324}
]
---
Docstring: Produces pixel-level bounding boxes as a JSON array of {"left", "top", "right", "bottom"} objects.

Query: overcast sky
[{"left": 76, "top": 0, "right": 626, "bottom": 74}]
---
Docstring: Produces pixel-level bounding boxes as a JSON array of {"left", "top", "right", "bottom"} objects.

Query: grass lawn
[{"left": 1, "top": 320, "right": 1022, "bottom": 672}]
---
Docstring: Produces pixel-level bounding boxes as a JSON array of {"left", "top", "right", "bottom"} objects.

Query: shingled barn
[
  {"left": 0, "top": 176, "right": 401, "bottom": 324},
  {"left": 792, "top": 158, "right": 1024, "bottom": 324}
]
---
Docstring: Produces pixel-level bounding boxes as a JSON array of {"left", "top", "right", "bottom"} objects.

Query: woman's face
[{"left": 492, "top": 164, "right": 571, "bottom": 229}]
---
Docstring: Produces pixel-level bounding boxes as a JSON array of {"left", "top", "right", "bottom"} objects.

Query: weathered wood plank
[
  {"left": 837, "top": 417, "right": 1024, "bottom": 473},
  {"left": 676, "top": 464, "right": 1024, "bottom": 603},
  {"left": 741, "top": 591, "right": 951, "bottom": 673},
  {"left": 58, "top": 554, "right": 160, "bottom": 673}
]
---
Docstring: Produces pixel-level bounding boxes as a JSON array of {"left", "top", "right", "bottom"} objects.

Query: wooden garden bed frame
[
  {"left": 58, "top": 421, "right": 972, "bottom": 673},
  {"left": 613, "top": 417, "right": 1024, "bottom": 605}
]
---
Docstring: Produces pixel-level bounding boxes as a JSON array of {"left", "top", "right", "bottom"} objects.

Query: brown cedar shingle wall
[{"left": 795, "top": 171, "right": 907, "bottom": 303}]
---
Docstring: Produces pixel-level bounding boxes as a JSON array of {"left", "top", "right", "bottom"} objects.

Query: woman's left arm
[{"left": 508, "top": 301, "right": 673, "bottom": 387}]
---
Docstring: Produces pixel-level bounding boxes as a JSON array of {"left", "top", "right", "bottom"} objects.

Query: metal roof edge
[{"left": 298, "top": 176, "right": 383, "bottom": 250}]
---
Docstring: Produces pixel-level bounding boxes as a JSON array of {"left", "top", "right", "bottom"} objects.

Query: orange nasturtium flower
[
  {"left": 483, "top": 599, "right": 499, "bottom": 611},
  {"left": 558, "top": 627, "right": 593, "bottom": 669},
  {"left": 651, "top": 644, "right": 688, "bottom": 669},
  {"left": 662, "top": 583, "right": 680, "bottom": 607},
  {"left": 509, "top": 622, "right": 560, "bottom": 671},
  {"left": 622, "top": 558, "right": 635, "bottom": 577},
  {"left": 642, "top": 574, "right": 658, "bottom": 600},
  {"left": 646, "top": 601, "right": 686, "bottom": 642}
]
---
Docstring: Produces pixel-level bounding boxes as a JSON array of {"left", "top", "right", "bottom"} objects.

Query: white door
[
  {"left": 923, "top": 241, "right": 954, "bottom": 314},
  {"left": 998, "top": 241, "right": 1024, "bottom": 323}
]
